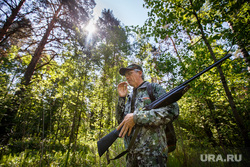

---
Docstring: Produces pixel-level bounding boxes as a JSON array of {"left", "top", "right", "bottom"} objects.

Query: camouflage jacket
[{"left": 116, "top": 81, "right": 179, "bottom": 157}]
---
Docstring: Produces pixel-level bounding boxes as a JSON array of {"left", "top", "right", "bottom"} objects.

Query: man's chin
[{"left": 127, "top": 82, "right": 133, "bottom": 87}]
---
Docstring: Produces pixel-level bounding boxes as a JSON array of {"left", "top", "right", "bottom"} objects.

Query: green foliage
[
  {"left": 0, "top": 2, "right": 130, "bottom": 166},
  {"left": 0, "top": 0, "right": 249, "bottom": 166},
  {"left": 139, "top": 0, "right": 249, "bottom": 165}
]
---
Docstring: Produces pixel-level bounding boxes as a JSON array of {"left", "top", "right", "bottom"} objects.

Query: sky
[{"left": 93, "top": 0, "right": 149, "bottom": 26}]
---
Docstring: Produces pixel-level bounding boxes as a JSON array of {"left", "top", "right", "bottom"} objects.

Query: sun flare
[{"left": 85, "top": 20, "right": 96, "bottom": 34}]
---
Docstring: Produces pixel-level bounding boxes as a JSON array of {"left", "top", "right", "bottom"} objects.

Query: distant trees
[
  {"left": 0, "top": 0, "right": 33, "bottom": 48},
  {"left": 0, "top": 0, "right": 26, "bottom": 42},
  {"left": 0, "top": 0, "right": 131, "bottom": 165},
  {"left": 0, "top": 0, "right": 249, "bottom": 166},
  {"left": 209, "top": 0, "right": 249, "bottom": 70},
  {"left": 89, "top": 9, "right": 130, "bottom": 133},
  {"left": 0, "top": 0, "right": 95, "bottom": 145},
  {"left": 141, "top": 0, "right": 249, "bottom": 149}
]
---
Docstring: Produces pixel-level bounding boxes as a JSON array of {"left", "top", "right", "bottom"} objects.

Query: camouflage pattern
[
  {"left": 126, "top": 153, "right": 167, "bottom": 167},
  {"left": 116, "top": 81, "right": 179, "bottom": 166}
]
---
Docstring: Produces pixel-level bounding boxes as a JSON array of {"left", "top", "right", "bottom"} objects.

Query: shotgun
[{"left": 97, "top": 54, "right": 232, "bottom": 157}]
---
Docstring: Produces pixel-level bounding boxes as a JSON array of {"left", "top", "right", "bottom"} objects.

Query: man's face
[{"left": 125, "top": 69, "right": 142, "bottom": 88}]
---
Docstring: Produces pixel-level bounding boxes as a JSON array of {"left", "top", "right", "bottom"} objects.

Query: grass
[{"left": 0, "top": 136, "right": 249, "bottom": 167}]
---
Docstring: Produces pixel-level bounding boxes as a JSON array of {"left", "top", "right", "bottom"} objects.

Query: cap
[{"left": 119, "top": 64, "right": 143, "bottom": 76}]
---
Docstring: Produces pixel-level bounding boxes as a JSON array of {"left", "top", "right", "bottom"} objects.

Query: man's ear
[{"left": 138, "top": 71, "right": 142, "bottom": 76}]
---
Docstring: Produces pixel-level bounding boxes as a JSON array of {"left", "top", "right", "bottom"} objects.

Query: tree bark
[
  {"left": 0, "top": 4, "right": 62, "bottom": 145},
  {"left": 189, "top": 0, "right": 249, "bottom": 147},
  {"left": 0, "top": 0, "right": 26, "bottom": 42},
  {"left": 23, "top": 4, "right": 62, "bottom": 85},
  {"left": 228, "top": 21, "right": 250, "bottom": 72}
]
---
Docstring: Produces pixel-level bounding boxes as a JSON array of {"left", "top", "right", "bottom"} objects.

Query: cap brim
[
  {"left": 119, "top": 64, "right": 142, "bottom": 76},
  {"left": 119, "top": 67, "right": 128, "bottom": 76}
]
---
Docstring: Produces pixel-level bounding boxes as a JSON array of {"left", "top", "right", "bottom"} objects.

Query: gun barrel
[
  {"left": 145, "top": 54, "right": 232, "bottom": 110},
  {"left": 180, "top": 54, "right": 232, "bottom": 87}
]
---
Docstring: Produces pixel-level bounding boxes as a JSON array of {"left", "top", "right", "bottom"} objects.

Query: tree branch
[{"left": 34, "top": 53, "right": 57, "bottom": 71}]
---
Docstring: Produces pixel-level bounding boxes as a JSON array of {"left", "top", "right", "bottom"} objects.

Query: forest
[{"left": 0, "top": 0, "right": 249, "bottom": 166}]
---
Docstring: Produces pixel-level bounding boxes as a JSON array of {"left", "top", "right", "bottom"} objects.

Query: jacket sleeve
[
  {"left": 116, "top": 97, "right": 126, "bottom": 124},
  {"left": 133, "top": 83, "right": 179, "bottom": 126}
]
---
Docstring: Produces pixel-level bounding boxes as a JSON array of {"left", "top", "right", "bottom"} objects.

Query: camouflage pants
[{"left": 126, "top": 153, "right": 167, "bottom": 167}]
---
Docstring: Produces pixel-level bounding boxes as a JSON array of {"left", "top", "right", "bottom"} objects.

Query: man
[{"left": 116, "top": 64, "right": 179, "bottom": 167}]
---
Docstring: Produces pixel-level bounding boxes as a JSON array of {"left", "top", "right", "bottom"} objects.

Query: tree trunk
[
  {"left": 176, "top": 120, "right": 188, "bottom": 167},
  {"left": 23, "top": 4, "right": 62, "bottom": 85},
  {"left": 0, "top": 4, "right": 62, "bottom": 145},
  {"left": 169, "top": 36, "right": 182, "bottom": 64},
  {"left": 190, "top": 0, "right": 249, "bottom": 147},
  {"left": 0, "top": 93, "right": 20, "bottom": 145},
  {"left": 228, "top": 21, "right": 250, "bottom": 72},
  {"left": 205, "top": 99, "right": 224, "bottom": 147},
  {"left": 0, "top": 0, "right": 26, "bottom": 42}
]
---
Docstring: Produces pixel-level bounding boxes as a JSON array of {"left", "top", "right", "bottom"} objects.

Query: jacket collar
[
  {"left": 136, "top": 81, "right": 150, "bottom": 90},
  {"left": 127, "top": 81, "right": 150, "bottom": 99}
]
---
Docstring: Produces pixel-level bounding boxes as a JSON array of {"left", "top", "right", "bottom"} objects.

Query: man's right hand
[{"left": 118, "top": 82, "right": 128, "bottom": 97}]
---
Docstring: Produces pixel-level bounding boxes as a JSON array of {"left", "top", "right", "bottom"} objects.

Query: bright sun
[{"left": 85, "top": 20, "right": 96, "bottom": 34}]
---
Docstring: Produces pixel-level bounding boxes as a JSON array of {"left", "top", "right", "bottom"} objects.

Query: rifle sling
[{"left": 109, "top": 126, "right": 140, "bottom": 161}]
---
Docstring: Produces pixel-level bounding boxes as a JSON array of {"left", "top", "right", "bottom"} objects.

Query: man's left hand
[{"left": 117, "top": 113, "right": 135, "bottom": 138}]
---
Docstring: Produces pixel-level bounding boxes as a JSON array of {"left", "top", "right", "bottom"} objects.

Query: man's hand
[
  {"left": 118, "top": 82, "right": 128, "bottom": 97},
  {"left": 117, "top": 113, "right": 135, "bottom": 138}
]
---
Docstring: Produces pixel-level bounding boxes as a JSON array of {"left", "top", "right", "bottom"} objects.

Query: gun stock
[
  {"left": 97, "top": 128, "right": 120, "bottom": 157},
  {"left": 97, "top": 54, "right": 232, "bottom": 157}
]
